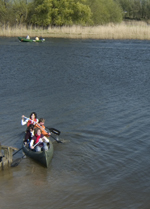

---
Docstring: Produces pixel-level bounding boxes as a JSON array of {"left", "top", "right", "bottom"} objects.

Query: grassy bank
[{"left": 1, "top": 21, "right": 150, "bottom": 39}]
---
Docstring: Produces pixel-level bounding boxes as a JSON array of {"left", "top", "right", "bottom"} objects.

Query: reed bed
[{"left": 1, "top": 21, "right": 150, "bottom": 39}]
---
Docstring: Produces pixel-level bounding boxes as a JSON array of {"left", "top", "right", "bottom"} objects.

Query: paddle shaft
[
  {"left": 33, "top": 141, "right": 40, "bottom": 148},
  {"left": 13, "top": 134, "right": 40, "bottom": 156},
  {"left": 23, "top": 116, "right": 60, "bottom": 135},
  {"left": 23, "top": 116, "right": 62, "bottom": 143},
  {"left": 13, "top": 147, "right": 23, "bottom": 156},
  {"left": 11, "top": 141, "right": 40, "bottom": 167}
]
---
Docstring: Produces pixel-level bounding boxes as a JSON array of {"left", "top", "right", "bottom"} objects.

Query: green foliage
[
  {"left": 28, "top": 0, "right": 92, "bottom": 26},
  {"left": 0, "top": 0, "right": 7, "bottom": 24},
  {"left": 0, "top": 0, "right": 13, "bottom": 25},
  {"left": 115, "top": 0, "right": 150, "bottom": 20},
  {"left": 86, "top": 0, "right": 123, "bottom": 25},
  {"left": 29, "top": 0, "right": 53, "bottom": 26},
  {"left": 12, "top": 0, "right": 29, "bottom": 24},
  {"left": 2, "top": 0, "right": 150, "bottom": 27},
  {"left": 71, "top": 1, "right": 92, "bottom": 25},
  {"left": 51, "top": 0, "right": 75, "bottom": 26},
  {"left": 0, "top": 0, "right": 29, "bottom": 26}
]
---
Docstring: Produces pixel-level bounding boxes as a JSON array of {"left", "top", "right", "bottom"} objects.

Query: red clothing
[
  {"left": 27, "top": 118, "right": 38, "bottom": 127},
  {"left": 32, "top": 134, "right": 44, "bottom": 147}
]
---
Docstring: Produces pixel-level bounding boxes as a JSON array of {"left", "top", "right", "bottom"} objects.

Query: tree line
[
  {"left": 0, "top": 0, "right": 150, "bottom": 27},
  {"left": 115, "top": 0, "right": 150, "bottom": 20}
]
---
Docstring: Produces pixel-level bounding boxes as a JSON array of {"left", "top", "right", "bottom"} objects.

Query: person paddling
[
  {"left": 30, "top": 128, "right": 49, "bottom": 152},
  {"left": 26, "top": 35, "right": 30, "bottom": 39},
  {"left": 34, "top": 118, "right": 51, "bottom": 137},
  {"left": 21, "top": 112, "right": 38, "bottom": 127}
]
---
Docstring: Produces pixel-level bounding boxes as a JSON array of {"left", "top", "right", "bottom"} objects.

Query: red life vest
[{"left": 27, "top": 118, "right": 38, "bottom": 127}]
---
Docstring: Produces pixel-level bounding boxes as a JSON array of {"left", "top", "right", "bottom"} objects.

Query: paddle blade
[
  {"left": 11, "top": 154, "right": 26, "bottom": 167},
  {"left": 11, "top": 158, "right": 22, "bottom": 167},
  {"left": 51, "top": 135, "right": 62, "bottom": 143},
  {"left": 47, "top": 128, "right": 61, "bottom": 135}
]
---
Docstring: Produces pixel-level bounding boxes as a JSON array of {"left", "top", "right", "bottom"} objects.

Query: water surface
[{"left": 0, "top": 37, "right": 150, "bottom": 209}]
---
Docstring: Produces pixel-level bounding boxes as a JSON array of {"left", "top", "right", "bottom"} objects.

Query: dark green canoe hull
[
  {"left": 18, "top": 37, "right": 45, "bottom": 42},
  {"left": 18, "top": 37, "right": 33, "bottom": 42},
  {"left": 22, "top": 139, "right": 53, "bottom": 167}
]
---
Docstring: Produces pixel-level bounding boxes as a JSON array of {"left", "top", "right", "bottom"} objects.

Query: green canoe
[
  {"left": 18, "top": 37, "right": 45, "bottom": 42},
  {"left": 22, "top": 138, "right": 53, "bottom": 168}
]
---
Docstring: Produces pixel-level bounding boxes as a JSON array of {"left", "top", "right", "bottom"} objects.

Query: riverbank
[{"left": 1, "top": 21, "right": 150, "bottom": 39}]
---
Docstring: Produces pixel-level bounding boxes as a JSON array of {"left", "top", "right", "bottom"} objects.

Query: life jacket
[
  {"left": 27, "top": 118, "right": 38, "bottom": 127},
  {"left": 34, "top": 123, "right": 48, "bottom": 136}
]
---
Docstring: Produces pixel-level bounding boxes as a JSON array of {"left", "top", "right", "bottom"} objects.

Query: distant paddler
[{"left": 26, "top": 35, "right": 30, "bottom": 39}]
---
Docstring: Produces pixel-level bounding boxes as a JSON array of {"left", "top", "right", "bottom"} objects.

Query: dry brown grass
[{"left": 1, "top": 21, "right": 150, "bottom": 39}]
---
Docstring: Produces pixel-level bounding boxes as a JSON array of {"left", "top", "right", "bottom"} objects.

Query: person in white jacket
[{"left": 21, "top": 112, "right": 38, "bottom": 127}]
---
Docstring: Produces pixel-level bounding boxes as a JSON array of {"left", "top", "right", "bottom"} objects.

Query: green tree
[
  {"left": 143, "top": 0, "right": 150, "bottom": 19},
  {"left": 29, "top": 0, "right": 53, "bottom": 26},
  {"left": 0, "top": 0, "right": 14, "bottom": 26},
  {"left": 0, "top": 0, "right": 7, "bottom": 25},
  {"left": 28, "top": 0, "right": 92, "bottom": 26},
  {"left": 71, "top": 1, "right": 92, "bottom": 25},
  {"left": 12, "top": 0, "right": 29, "bottom": 25},
  {"left": 115, "top": 0, "right": 150, "bottom": 20},
  {"left": 50, "top": 0, "right": 75, "bottom": 26},
  {"left": 86, "top": 0, "right": 123, "bottom": 25},
  {"left": 114, "top": 0, "right": 133, "bottom": 18}
]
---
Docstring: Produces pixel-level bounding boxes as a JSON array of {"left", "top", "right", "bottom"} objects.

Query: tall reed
[{"left": 1, "top": 21, "right": 150, "bottom": 39}]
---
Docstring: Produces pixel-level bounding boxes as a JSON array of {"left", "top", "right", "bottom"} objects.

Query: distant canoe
[
  {"left": 22, "top": 138, "right": 53, "bottom": 167},
  {"left": 18, "top": 37, "right": 45, "bottom": 42}
]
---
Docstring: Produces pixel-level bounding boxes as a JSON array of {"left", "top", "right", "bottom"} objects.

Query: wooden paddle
[
  {"left": 11, "top": 141, "right": 40, "bottom": 167},
  {"left": 12, "top": 117, "right": 62, "bottom": 159},
  {"left": 46, "top": 127, "right": 61, "bottom": 136},
  {"left": 23, "top": 116, "right": 62, "bottom": 143},
  {"left": 23, "top": 116, "right": 61, "bottom": 135},
  {"left": 13, "top": 147, "right": 23, "bottom": 156}
]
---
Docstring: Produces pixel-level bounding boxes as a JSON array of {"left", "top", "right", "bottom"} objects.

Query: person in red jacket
[{"left": 21, "top": 112, "right": 38, "bottom": 127}]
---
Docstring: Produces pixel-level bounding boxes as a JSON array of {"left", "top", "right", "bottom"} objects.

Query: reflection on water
[{"left": 0, "top": 38, "right": 150, "bottom": 209}]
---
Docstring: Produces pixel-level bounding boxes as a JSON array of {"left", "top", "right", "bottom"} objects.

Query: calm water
[{"left": 0, "top": 37, "right": 150, "bottom": 209}]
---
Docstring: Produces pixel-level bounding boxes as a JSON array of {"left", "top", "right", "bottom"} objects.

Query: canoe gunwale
[
  {"left": 18, "top": 37, "right": 45, "bottom": 42},
  {"left": 22, "top": 139, "right": 53, "bottom": 167}
]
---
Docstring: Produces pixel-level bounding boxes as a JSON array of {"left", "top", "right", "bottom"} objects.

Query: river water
[{"left": 0, "top": 37, "right": 150, "bottom": 209}]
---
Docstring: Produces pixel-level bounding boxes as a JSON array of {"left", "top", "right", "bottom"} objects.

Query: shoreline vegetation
[{"left": 1, "top": 21, "right": 150, "bottom": 40}]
